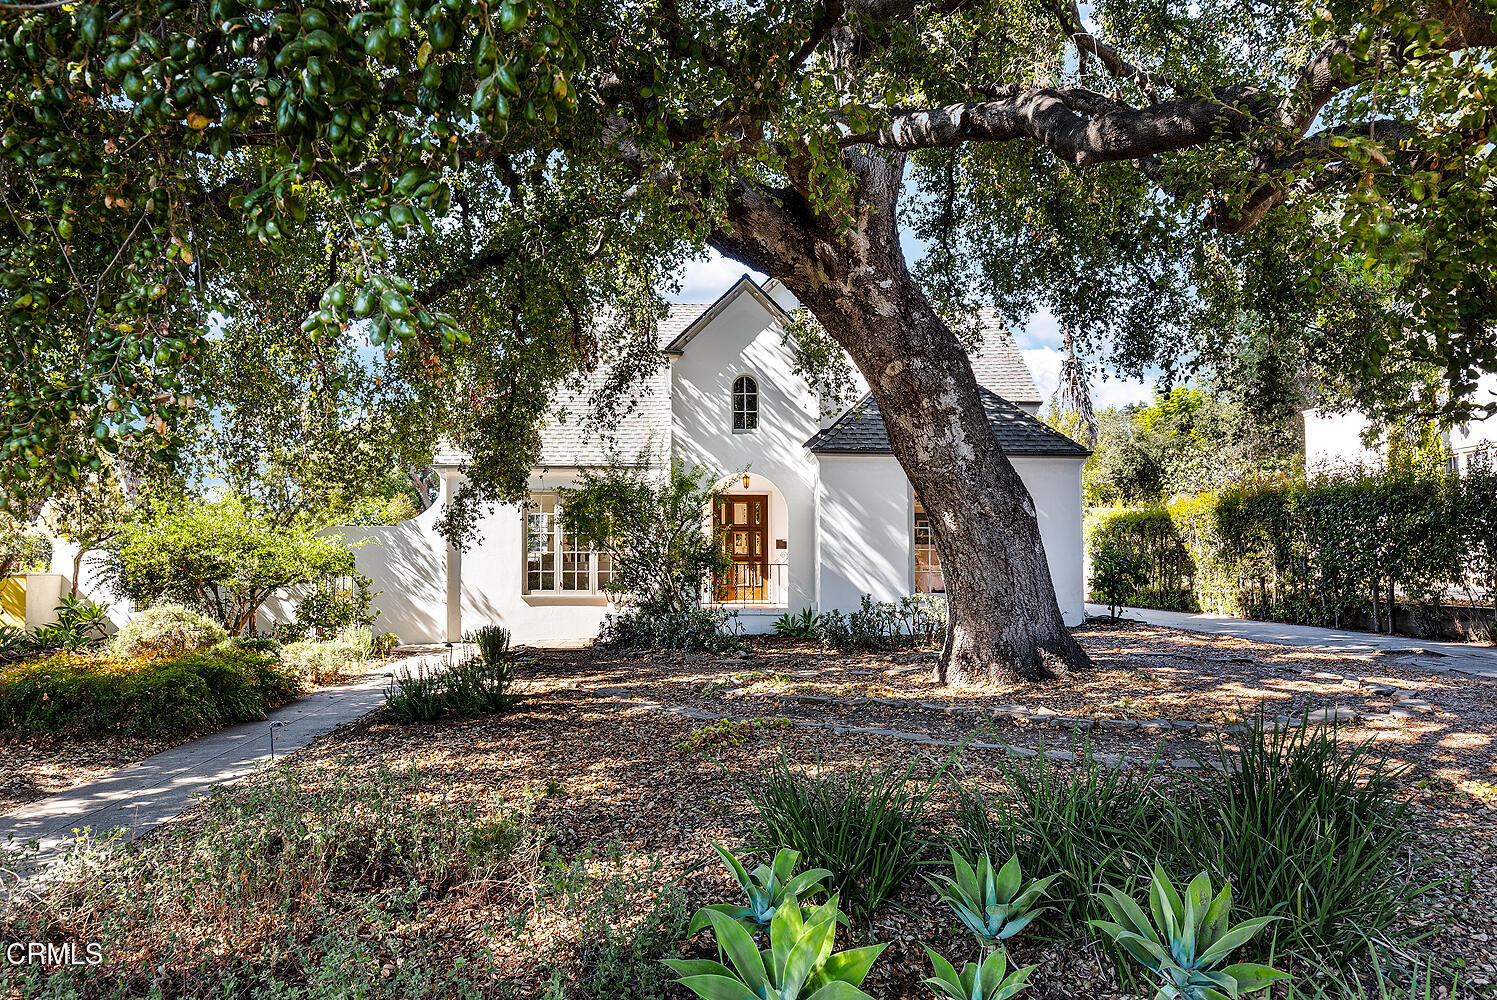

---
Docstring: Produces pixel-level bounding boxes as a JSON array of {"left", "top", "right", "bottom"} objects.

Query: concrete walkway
[
  {"left": 1, "top": 653, "right": 426, "bottom": 871},
  {"left": 1087, "top": 603, "right": 1497, "bottom": 680}
]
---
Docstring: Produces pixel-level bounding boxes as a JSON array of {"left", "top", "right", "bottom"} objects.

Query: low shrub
[
  {"left": 279, "top": 624, "right": 374, "bottom": 684},
  {"left": 5, "top": 763, "right": 522, "bottom": 998},
  {"left": 110, "top": 602, "right": 227, "bottom": 658},
  {"left": 818, "top": 593, "right": 949, "bottom": 651},
  {"left": 293, "top": 572, "right": 378, "bottom": 639},
  {"left": 1091, "top": 541, "right": 1148, "bottom": 620},
  {"left": 598, "top": 604, "right": 746, "bottom": 653},
  {"left": 0, "top": 647, "right": 299, "bottom": 737},
  {"left": 745, "top": 754, "right": 943, "bottom": 926}
]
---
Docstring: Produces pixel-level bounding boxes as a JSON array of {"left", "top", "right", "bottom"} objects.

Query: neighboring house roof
[{"left": 804, "top": 387, "right": 1089, "bottom": 457}]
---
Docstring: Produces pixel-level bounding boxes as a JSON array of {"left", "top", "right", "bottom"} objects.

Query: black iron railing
[{"left": 711, "top": 562, "right": 789, "bottom": 606}]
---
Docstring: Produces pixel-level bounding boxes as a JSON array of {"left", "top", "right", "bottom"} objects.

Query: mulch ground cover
[{"left": 244, "top": 620, "right": 1497, "bottom": 998}]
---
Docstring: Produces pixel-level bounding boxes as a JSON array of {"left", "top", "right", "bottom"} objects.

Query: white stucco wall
[
  {"left": 815, "top": 454, "right": 1086, "bottom": 626},
  {"left": 670, "top": 289, "right": 823, "bottom": 632}
]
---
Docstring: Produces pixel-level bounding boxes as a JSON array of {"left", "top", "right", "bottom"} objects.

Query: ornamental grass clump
[
  {"left": 1193, "top": 712, "right": 1426, "bottom": 960},
  {"left": 952, "top": 747, "right": 1171, "bottom": 923},
  {"left": 1090, "top": 865, "right": 1287, "bottom": 1000},
  {"left": 746, "top": 754, "right": 941, "bottom": 926}
]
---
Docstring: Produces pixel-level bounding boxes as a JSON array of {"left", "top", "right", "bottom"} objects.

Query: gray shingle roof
[
  {"left": 971, "top": 308, "right": 1040, "bottom": 405},
  {"left": 805, "top": 387, "right": 1089, "bottom": 457},
  {"left": 534, "top": 302, "right": 707, "bottom": 466}
]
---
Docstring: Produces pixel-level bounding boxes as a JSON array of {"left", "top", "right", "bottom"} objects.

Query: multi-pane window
[
  {"left": 732, "top": 375, "right": 759, "bottom": 431},
  {"left": 526, "top": 494, "right": 612, "bottom": 594},
  {"left": 913, "top": 495, "right": 945, "bottom": 595}
]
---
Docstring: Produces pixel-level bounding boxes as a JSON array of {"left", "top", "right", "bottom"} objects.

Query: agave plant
[
  {"left": 1090, "top": 865, "right": 1288, "bottom": 1000},
  {"left": 922, "top": 945, "right": 1035, "bottom": 1000},
  {"left": 667, "top": 896, "right": 887, "bottom": 1000},
  {"left": 927, "top": 850, "right": 1059, "bottom": 952},
  {"left": 690, "top": 844, "right": 836, "bottom": 934}
]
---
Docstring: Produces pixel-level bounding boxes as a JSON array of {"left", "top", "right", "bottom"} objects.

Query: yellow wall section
[{"left": 0, "top": 576, "right": 25, "bottom": 628}]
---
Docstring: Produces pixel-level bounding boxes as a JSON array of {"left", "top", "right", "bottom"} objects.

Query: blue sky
[{"left": 667, "top": 250, "right": 1157, "bottom": 410}]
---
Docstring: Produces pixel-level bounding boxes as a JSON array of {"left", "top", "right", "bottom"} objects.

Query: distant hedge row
[{"left": 1085, "top": 465, "right": 1497, "bottom": 632}]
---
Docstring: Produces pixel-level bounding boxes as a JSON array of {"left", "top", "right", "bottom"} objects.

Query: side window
[
  {"left": 732, "top": 375, "right": 759, "bottom": 432},
  {"left": 913, "top": 494, "right": 945, "bottom": 594}
]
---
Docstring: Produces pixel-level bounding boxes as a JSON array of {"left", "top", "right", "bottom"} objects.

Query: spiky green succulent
[
  {"left": 690, "top": 844, "right": 836, "bottom": 934},
  {"left": 922, "top": 945, "right": 1036, "bottom": 1000},
  {"left": 926, "top": 850, "right": 1058, "bottom": 952},
  {"left": 1090, "top": 864, "right": 1288, "bottom": 1000},
  {"left": 667, "top": 895, "right": 887, "bottom": 1000}
]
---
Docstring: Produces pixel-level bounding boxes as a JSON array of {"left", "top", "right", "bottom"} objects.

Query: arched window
[{"left": 732, "top": 375, "right": 759, "bottom": 431}]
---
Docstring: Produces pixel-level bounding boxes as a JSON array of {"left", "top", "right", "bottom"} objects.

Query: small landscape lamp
[{"left": 742, "top": 473, "right": 751, "bottom": 490}]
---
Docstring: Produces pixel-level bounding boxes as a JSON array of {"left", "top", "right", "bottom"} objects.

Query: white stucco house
[
  {"left": 279, "top": 276, "right": 1089, "bottom": 644},
  {"left": 1305, "top": 374, "right": 1497, "bottom": 474}
]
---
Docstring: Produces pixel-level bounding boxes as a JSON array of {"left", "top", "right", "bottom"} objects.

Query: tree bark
[{"left": 710, "top": 148, "right": 1090, "bottom": 684}]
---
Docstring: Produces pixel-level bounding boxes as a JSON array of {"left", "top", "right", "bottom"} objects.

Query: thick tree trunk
[{"left": 710, "top": 149, "right": 1090, "bottom": 684}]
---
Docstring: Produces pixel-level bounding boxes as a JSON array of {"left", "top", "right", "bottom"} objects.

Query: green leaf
[{"left": 674, "top": 974, "right": 760, "bottom": 1000}]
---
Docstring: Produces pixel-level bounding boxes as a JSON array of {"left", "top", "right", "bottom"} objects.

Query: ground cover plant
[{"left": 0, "top": 645, "right": 298, "bottom": 737}]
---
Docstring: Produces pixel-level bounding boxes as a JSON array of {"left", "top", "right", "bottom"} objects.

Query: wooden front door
[{"left": 715, "top": 495, "right": 768, "bottom": 602}]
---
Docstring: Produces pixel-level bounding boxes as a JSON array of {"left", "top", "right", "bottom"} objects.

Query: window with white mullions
[
  {"left": 913, "top": 494, "right": 945, "bottom": 595},
  {"left": 525, "top": 493, "right": 612, "bottom": 595},
  {"left": 732, "top": 374, "right": 759, "bottom": 432}
]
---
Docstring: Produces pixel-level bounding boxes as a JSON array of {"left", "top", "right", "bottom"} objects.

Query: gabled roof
[
  {"left": 663, "top": 274, "right": 792, "bottom": 355},
  {"left": 805, "top": 387, "right": 1088, "bottom": 457}
]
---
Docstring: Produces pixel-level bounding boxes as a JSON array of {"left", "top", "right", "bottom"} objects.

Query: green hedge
[
  {"left": 1086, "top": 465, "right": 1497, "bottom": 630},
  {"left": 0, "top": 648, "right": 301, "bottom": 737}
]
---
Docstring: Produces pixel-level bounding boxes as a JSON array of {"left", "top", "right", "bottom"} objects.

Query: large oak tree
[{"left": 2, "top": 0, "right": 1495, "bottom": 683}]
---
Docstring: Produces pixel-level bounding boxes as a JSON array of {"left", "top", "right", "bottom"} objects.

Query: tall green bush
[
  {"left": 104, "top": 494, "right": 355, "bottom": 634},
  {"left": 1086, "top": 466, "right": 1493, "bottom": 632}
]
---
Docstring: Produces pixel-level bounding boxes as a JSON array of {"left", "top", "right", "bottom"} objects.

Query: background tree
[
  {"left": 104, "top": 493, "right": 354, "bottom": 633},
  {"left": 1057, "top": 386, "right": 1304, "bottom": 507},
  {"left": 4, "top": 0, "right": 1496, "bottom": 683},
  {"left": 43, "top": 467, "right": 131, "bottom": 596}
]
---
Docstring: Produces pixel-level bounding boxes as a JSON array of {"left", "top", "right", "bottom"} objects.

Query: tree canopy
[{"left": 3, "top": 0, "right": 1495, "bottom": 523}]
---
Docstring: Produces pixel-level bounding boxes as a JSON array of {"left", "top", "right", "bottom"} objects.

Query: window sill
[{"left": 521, "top": 594, "right": 612, "bottom": 607}]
